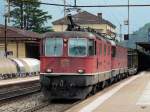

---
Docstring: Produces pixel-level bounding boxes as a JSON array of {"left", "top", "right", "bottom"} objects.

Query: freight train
[
  {"left": 0, "top": 58, "right": 40, "bottom": 79},
  {"left": 40, "top": 15, "right": 150, "bottom": 100},
  {"left": 128, "top": 49, "right": 150, "bottom": 72}
]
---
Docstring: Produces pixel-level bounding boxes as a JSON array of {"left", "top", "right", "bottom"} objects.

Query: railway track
[
  {"left": 0, "top": 79, "right": 79, "bottom": 112},
  {"left": 0, "top": 81, "right": 41, "bottom": 102},
  {"left": 0, "top": 92, "right": 80, "bottom": 112},
  {"left": 0, "top": 76, "right": 131, "bottom": 112},
  {"left": 20, "top": 77, "right": 128, "bottom": 112},
  {"left": 22, "top": 100, "right": 80, "bottom": 112}
]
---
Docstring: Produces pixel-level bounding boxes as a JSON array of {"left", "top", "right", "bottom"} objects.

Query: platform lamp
[
  {"left": 4, "top": 14, "right": 8, "bottom": 58},
  {"left": 4, "top": 0, "right": 10, "bottom": 58}
]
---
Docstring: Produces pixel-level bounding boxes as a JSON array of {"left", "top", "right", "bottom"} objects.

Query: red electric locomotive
[{"left": 40, "top": 15, "right": 129, "bottom": 100}]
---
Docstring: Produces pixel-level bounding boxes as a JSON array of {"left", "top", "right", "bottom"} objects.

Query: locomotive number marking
[{"left": 61, "top": 59, "right": 70, "bottom": 67}]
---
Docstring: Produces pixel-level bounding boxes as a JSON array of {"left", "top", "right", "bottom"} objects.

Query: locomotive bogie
[
  {"left": 40, "top": 68, "right": 128, "bottom": 100},
  {"left": 40, "top": 73, "right": 129, "bottom": 100}
]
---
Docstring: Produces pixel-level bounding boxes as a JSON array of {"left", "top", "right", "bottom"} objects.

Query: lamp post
[
  {"left": 128, "top": 0, "right": 130, "bottom": 38},
  {"left": 4, "top": 14, "right": 8, "bottom": 58},
  {"left": 4, "top": 0, "right": 9, "bottom": 57},
  {"left": 4, "top": 0, "right": 11, "bottom": 57},
  {"left": 74, "top": 0, "right": 77, "bottom": 7}
]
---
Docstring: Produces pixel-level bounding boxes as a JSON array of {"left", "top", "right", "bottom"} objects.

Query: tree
[{"left": 10, "top": 0, "right": 53, "bottom": 33}]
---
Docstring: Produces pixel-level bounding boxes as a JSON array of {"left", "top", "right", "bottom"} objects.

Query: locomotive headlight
[
  {"left": 77, "top": 69, "right": 85, "bottom": 74},
  {"left": 46, "top": 69, "right": 53, "bottom": 73}
]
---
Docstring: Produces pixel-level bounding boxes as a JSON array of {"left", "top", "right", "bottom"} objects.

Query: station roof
[
  {"left": 136, "top": 42, "right": 150, "bottom": 50},
  {"left": 0, "top": 24, "right": 41, "bottom": 41}
]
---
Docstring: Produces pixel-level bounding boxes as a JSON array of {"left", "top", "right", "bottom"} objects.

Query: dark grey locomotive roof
[
  {"left": 42, "top": 31, "right": 112, "bottom": 44},
  {"left": 43, "top": 31, "right": 95, "bottom": 38}
]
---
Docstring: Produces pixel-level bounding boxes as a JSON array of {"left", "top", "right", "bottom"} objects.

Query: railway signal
[
  {"left": 148, "top": 28, "right": 150, "bottom": 42},
  {"left": 124, "top": 34, "right": 129, "bottom": 40}
]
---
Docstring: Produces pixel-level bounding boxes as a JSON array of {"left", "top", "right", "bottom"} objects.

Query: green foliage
[{"left": 10, "top": 0, "right": 53, "bottom": 33}]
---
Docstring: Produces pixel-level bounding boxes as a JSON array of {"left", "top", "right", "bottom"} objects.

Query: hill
[{"left": 120, "top": 23, "right": 150, "bottom": 48}]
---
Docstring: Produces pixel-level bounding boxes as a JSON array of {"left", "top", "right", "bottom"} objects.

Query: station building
[
  {"left": 52, "top": 11, "right": 116, "bottom": 37},
  {"left": 0, "top": 24, "right": 41, "bottom": 59}
]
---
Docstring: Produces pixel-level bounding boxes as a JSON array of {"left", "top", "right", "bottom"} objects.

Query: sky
[
  {"left": 0, "top": 0, "right": 4, "bottom": 24},
  {"left": 1, "top": 0, "right": 150, "bottom": 34}
]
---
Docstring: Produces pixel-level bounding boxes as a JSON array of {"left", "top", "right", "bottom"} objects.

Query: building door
[{"left": 25, "top": 43, "right": 40, "bottom": 59}]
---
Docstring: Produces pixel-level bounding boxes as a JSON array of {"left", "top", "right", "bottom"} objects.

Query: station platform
[
  {"left": 0, "top": 76, "right": 39, "bottom": 87},
  {"left": 66, "top": 71, "right": 150, "bottom": 112}
]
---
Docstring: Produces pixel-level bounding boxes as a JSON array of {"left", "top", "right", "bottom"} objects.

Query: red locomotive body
[{"left": 40, "top": 31, "right": 128, "bottom": 100}]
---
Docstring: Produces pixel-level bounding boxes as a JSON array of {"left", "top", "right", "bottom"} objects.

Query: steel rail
[{"left": 0, "top": 84, "right": 41, "bottom": 101}]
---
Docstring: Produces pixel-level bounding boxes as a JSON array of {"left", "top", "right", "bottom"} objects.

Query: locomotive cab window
[
  {"left": 99, "top": 44, "right": 102, "bottom": 55},
  {"left": 108, "top": 46, "right": 110, "bottom": 56},
  {"left": 112, "top": 46, "right": 116, "bottom": 57},
  {"left": 88, "top": 39, "right": 96, "bottom": 56},
  {"left": 104, "top": 44, "right": 107, "bottom": 56},
  {"left": 45, "top": 38, "right": 63, "bottom": 56},
  {"left": 68, "top": 38, "right": 87, "bottom": 57}
]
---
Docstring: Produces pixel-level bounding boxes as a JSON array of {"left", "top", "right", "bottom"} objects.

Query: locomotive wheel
[
  {"left": 96, "top": 82, "right": 103, "bottom": 90},
  {"left": 99, "top": 81, "right": 106, "bottom": 90},
  {"left": 120, "top": 74, "right": 123, "bottom": 80},
  {"left": 105, "top": 80, "right": 110, "bottom": 87},
  {"left": 86, "top": 91, "right": 92, "bottom": 98},
  {"left": 107, "top": 79, "right": 111, "bottom": 86},
  {"left": 41, "top": 86, "right": 52, "bottom": 101},
  {"left": 110, "top": 78, "right": 113, "bottom": 84},
  {"left": 0, "top": 75, "right": 3, "bottom": 80},
  {"left": 91, "top": 85, "right": 97, "bottom": 95},
  {"left": 125, "top": 73, "right": 128, "bottom": 78},
  {"left": 121, "top": 74, "right": 125, "bottom": 79},
  {"left": 117, "top": 75, "right": 121, "bottom": 81},
  {"left": 110, "top": 77, "right": 115, "bottom": 84}
]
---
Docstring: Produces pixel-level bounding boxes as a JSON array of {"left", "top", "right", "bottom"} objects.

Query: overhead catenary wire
[
  {"left": 128, "top": 0, "right": 130, "bottom": 37},
  {"left": 10, "top": 0, "right": 72, "bottom": 7},
  {"left": 72, "top": 4, "right": 150, "bottom": 8},
  {"left": 9, "top": 1, "right": 150, "bottom": 8}
]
